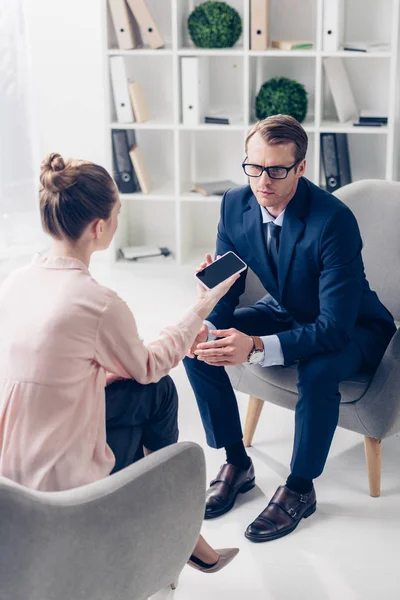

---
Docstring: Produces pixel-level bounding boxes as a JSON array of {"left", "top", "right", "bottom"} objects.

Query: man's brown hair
[{"left": 245, "top": 114, "right": 308, "bottom": 162}]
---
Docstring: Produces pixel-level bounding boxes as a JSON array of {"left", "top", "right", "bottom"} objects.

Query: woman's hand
[
  {"left": 187, "top": 323, "right": 209, "bottom": 358},
  {"left": 195, "top": 254, "right": 215, "bottom": 301}
]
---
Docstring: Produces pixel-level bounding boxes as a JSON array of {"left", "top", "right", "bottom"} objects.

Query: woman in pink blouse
[{"left": 0, "top": 153, "right": 240, "bottom": 573}]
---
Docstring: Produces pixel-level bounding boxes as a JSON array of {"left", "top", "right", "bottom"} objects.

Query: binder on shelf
[
  {"left": 204, "top": 108, "right": 231, "bottom": 124},
  {"left": 359, "top": 110, "right": 388, "bottom": 124},
  {"left": 125, "top": 0, "right": 164, "bottom": 49},
  {"left": 271, "top": 40, "right": 314, "bottom": 51},
  {"left": 129, "top": 138, "right": 152, "bottom": 194},
  {"left": 321, "top": 133, "right": 352, "bottom": 193},
  {"left": 353, "top": 122, "right": 382, "bottom": 127},
  {"left": 323, "top": 58, "right": 358, "bottom": 123},
  {"left": 119, "top": 246, "right": 172, "bottom": 261},
  {"left": 323, "top": 0, "right": 344, "bottom": 52},
  {"left": 110, "top": 56, "right": 135, "bottom": 123},
  {"left": 250, "top": 0, "right": 270, "bottom": 51},
  {"left": 108, "top": 0, "right": 139, "bottom": 50},
  {"left": 128, "top": 80, "right": 151, "bottom": 123},
  {"left": 181, "top": 57, "right": 208, "bottom": 126},
  {"left": 204, "top": 116, "right": 230, "bottom": 125},
  {"left": 192, "top": 180, "right": 241, "bottom": 196},
  {"left": 112, "top": 130, "right": 139, "bottom": 193},
  {"left": 343, "top": 41, "right": 390, "bottom": 53}
]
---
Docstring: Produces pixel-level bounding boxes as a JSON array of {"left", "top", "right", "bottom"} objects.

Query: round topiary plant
[
  {"left": 255, "top": 77, "right": 308, "bottom": 123},
  {"left": 188, "top": 1, "right": 242, "bottom": 49}
]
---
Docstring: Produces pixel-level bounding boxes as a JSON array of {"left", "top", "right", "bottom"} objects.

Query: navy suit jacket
[{"left": 208, "top": 177, "right": 396, "bottom": 367}]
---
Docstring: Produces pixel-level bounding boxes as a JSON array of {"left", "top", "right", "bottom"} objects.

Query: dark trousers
[
  {"left": 105, "top": 375, "right": 179, "bottom": 474},
  {"left": 183, "top": 304, "right": 371, "bottom": 480}
]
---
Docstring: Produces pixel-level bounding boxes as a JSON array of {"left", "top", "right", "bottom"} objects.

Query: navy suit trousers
[{"left": 183, "top": 304, "right": 368, "bottom": 480}]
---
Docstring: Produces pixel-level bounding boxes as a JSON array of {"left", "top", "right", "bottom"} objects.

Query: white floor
[{"left": 2, "top": 256, "right": 400, "bottom": 599}]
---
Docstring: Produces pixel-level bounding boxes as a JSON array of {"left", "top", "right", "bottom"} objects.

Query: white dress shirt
[{"left": 205, "top": 206, "right": 285, "bottom": 368}]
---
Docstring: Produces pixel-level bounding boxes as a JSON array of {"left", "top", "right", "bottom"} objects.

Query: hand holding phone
[
  {"left": 191, "top": 252, "right": 246, "bottom": 323},
  {"left": 195, "top": 251, "right": 247, "bottom": 290}
]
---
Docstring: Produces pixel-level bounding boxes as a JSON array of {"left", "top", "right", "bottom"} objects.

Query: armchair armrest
[{"left": 353, "top": 328, "right": 400, "bottom": 439}]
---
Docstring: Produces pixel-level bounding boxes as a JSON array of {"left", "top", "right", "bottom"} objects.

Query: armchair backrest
[
  {"left": 335, "top": 179, "right": 400, "bottom": 321},
  {"left": 0, "top": 442, "right": 205, "bottom": 600}
]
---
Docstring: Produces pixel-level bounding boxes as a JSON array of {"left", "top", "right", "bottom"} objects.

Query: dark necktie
[{"left": 264, "top": 222, "right": 281, "bottom": 277}]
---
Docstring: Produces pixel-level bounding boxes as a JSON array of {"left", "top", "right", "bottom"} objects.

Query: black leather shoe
[
  {"left": 245, "top": 484, "right": 316, "bottom": 542},
  {"left": 205, "top": 460, "right": 255, "bottom": 520}
]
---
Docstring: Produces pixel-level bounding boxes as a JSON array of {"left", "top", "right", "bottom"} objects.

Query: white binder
[
  {"left": 110, "top": 56, "right": 134, "bottom": 123},
  {"left": 323, "top": 58, "right": 358, "bottom": 123},
  {"left": 323, "top": 0, "right": 345, "bottom": 52},
  {"left": 181, "top": 57, "right": 208, "bottom": 126}
]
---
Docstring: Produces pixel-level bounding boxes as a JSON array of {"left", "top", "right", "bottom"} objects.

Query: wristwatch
[{"left": 247, "top": 335, "right": 265, "bottom": 365}]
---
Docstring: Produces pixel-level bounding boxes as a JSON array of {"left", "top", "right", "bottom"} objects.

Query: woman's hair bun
[
  {"left": 40, "top": 152, "right": 79, "bottom": 193},
  {"left": 39, "top": 152, "right": 116, "bottom": 241}
]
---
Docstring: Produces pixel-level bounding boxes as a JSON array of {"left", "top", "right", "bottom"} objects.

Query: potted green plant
[
  {"left": 255, "top": 77, "right": 308, "bottom": 123},
  {"left": 188, "top": 1, "right": 242, "bottom": 49}
]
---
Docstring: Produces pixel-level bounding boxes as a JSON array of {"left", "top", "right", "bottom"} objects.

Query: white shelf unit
[{"left": 104, "top": 0, "right": 400, "bottom": 264}]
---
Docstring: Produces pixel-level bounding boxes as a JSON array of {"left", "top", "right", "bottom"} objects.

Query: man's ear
[{"left": 296, "top": 159, "right": 306, "bottom": 178}]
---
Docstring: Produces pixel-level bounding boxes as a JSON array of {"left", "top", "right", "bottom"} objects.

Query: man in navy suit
[{"left": 184, "top": 115, "right": 396, "bottom": 542}]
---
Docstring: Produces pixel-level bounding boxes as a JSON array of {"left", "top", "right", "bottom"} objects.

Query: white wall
[{"left": 24, "top": 0, "right": 108, "bottom": 168}]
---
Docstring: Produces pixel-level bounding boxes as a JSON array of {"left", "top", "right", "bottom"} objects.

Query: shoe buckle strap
[
  {"left": 209, "top": 478, "right": 233, "bottom": 490},
  {"left": 269, "top": 501, "right": 298, "bottom": 521},
  {"left": 299, "top": 494, "right": 308, "bottom": 504}
]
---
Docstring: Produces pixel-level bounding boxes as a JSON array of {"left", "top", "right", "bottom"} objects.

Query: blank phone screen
[{"left": 196, "top": 252, "right": 247, "bottom": 289}]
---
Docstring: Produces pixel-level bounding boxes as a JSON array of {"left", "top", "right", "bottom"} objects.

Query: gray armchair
[
  {"left": 0, "top": 441, "right": 206, "bottom": 600},
  {"left": 227, "top": 179, "right": 400, "bottom": 497}
]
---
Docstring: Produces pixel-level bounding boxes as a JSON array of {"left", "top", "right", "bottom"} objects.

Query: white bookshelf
[{"left": 104, "top": 0, "right": 400, "bottom": 264}]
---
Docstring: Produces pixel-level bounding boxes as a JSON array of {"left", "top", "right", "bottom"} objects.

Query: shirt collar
[
  {"left": 260, "top": 205, "right": 286, "bottom": 227},
  {"left": 32, "top": 253, "right": 90, "bottom": 274}
]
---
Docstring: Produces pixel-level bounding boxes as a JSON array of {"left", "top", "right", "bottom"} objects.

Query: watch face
[{"left": 249, "top": 350, "right": 265, "bottom": 365}]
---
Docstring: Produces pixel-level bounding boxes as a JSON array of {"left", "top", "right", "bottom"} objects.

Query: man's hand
[
  {"left": 194, "top": 328, "right": 254, "bottom": 366},
  {"left": 187, "top": 323, "right": 209, "bottom": 358}
]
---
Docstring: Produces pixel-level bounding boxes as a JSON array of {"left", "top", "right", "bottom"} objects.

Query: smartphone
[{"left": 195, "top": 251, "right": 247, "bottom": 290}]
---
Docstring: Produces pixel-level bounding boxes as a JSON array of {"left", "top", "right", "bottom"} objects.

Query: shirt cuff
[
  {"left": 204, "top": 320, "right": 217, "bottom": 341},
  {"left": 260, "top": 335, "right": 284, "bottom": 367}
]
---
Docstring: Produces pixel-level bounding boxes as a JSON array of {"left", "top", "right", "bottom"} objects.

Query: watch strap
[
  {"left": 252, "top": 336, "right": 263, "bottom": 352},
  {"left": 247, "top": 335, "right": 264, "bottom": 363}
]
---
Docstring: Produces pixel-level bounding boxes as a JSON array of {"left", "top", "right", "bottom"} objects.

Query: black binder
[
  {"left": 112, "top": 129, "right": 139, "bottom": 193},
  {"left": 320, "top": 133, "right": 352, "bottom": 193}
]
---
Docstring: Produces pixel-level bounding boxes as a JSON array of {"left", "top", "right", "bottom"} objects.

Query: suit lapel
[
  {"left": 278, "top": 178, "right": 310, "bottom": 296},
  {"left": 243, "top": 195, "right": 280, "bottom": 298}
]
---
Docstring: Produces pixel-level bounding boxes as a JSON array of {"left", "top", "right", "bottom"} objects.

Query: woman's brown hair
[{"left": 39, "top": 153, "right": 117, "bottom": 241}]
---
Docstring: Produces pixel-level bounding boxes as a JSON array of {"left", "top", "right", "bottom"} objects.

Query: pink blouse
[{"left": 0, "top": 255, "right": 202, "bottom": 491}]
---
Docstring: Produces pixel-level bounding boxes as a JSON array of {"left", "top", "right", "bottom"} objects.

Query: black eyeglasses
[{"left": 242, "top": 160, "right": 300, "bottom": 180}]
